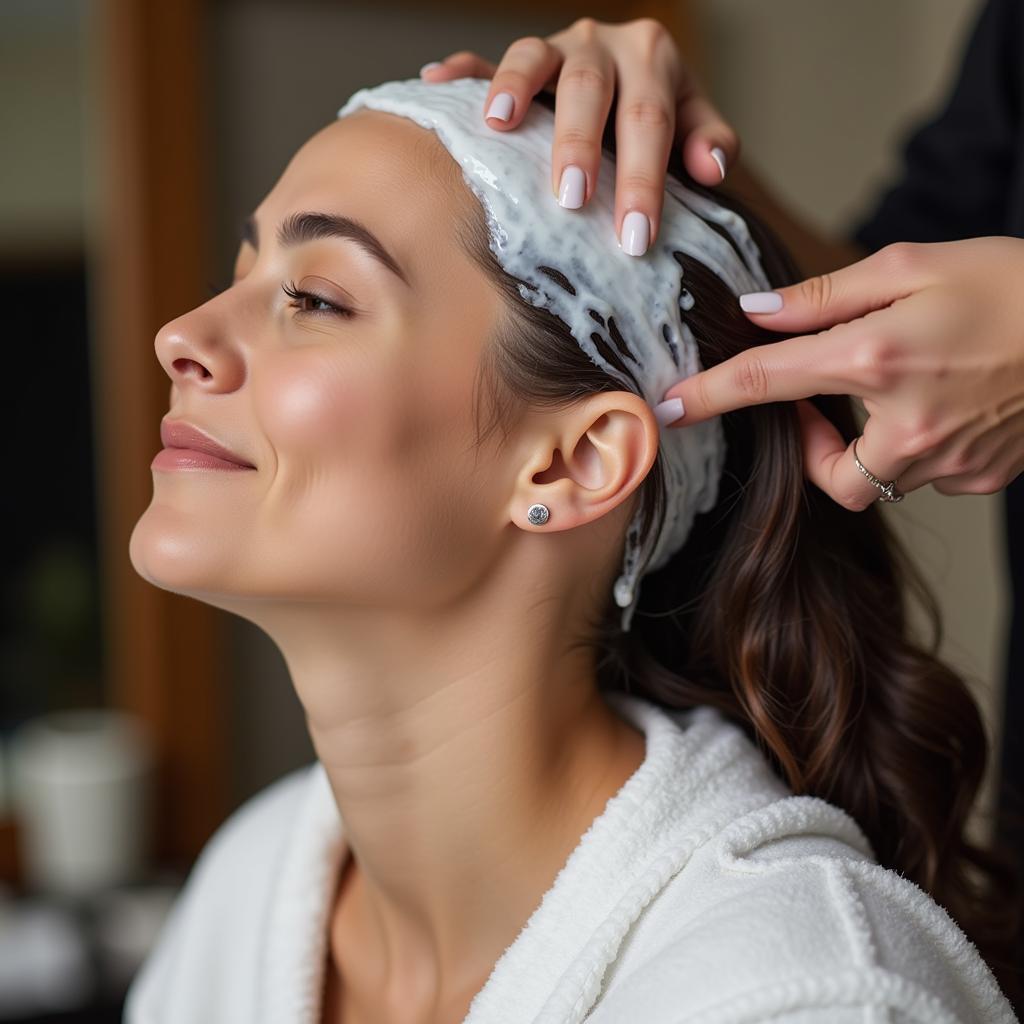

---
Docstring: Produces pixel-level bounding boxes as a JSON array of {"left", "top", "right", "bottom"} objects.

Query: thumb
[{"left": 738, "top": 242, "right": 927, "bottom": 334}]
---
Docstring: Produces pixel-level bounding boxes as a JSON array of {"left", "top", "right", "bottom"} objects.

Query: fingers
[
  {"left": 796, "top": 400, "right": 919, "bottom": 511},
  {"left": 661, "top": 325, "right": 862, "bottom": 425},
  {"left": 675, "top": 83, "right": 739, "bottom": 186},
  {"left": 612, "top": 53, "right": 678, "bottom": 254},
  {"left": 738, "top": 242, "right": 932, "bottom": 334},
  {"left": 480, "top": 37, "right": 564, "bottom": 130},
  {"left": 901, "top": 407, "right": 1024, "bottom": 495},
  {"left": 932, "top": 448, "right": 1024, "bottom": 495},
  {"left": 420, "top": 51, "right": 499, "bottom": 82},
  {"left": 550, "top": 51, "right": 616, "bottom": 209}
]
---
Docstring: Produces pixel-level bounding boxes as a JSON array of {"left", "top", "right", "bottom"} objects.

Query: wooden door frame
[{"left": 91, "top": 0, "right": 228, "bottom": 871}]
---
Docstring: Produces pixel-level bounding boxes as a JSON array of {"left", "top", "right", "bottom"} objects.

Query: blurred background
[{"left": 0, "top": 0, "right": 1017, "bottom": 1019}]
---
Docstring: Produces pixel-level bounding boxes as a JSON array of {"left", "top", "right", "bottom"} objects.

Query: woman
[{"left": 123, "top": 74, "right": 1020, "bottom": 1024}]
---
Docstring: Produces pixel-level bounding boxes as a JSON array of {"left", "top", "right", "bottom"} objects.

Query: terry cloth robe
[{"left": 122, "top": 691, "right": 1020, "bottom": 1023}]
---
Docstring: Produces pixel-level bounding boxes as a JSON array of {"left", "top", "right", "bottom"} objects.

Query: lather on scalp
[{"left": 337, "top": 77, "right": 773, "bottom": 631}]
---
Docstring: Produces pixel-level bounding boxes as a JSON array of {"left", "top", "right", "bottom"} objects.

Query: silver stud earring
[{"left": 527, "top": 503, "right": 550, "bottom": 526}]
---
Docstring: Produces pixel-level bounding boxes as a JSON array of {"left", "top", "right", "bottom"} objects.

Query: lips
[{"left": 159, "top": 419, "right": 255, "bottom": 468}]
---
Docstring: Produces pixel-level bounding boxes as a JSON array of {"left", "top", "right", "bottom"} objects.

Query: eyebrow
[{"left": 240, "top": 210, "right": 410, "bottom": 288}]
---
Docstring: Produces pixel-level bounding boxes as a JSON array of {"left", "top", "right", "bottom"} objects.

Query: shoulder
[
  {"left": 595, "top": 795, "right": 1018, "bottom": 1024},
  {"left": 123, "top": 762, "right": 318, "bottom": 1024}
]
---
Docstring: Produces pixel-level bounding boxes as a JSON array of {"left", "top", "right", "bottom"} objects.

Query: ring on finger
[{"left": 853, "top": 436, "right": 905, "bottom": 503}]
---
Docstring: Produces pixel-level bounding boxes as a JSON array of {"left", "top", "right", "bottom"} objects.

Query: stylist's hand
[
  {"left": 419, "top": 17, "right": 736, "bottom": 255},
  {"left": 661, "top": 237, "right": 1024, "bottom": 508}
]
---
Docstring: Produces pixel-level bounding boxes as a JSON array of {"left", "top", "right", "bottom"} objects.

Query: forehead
[{"left": 257, "top": 109, "right": 478, "bottom": 276}]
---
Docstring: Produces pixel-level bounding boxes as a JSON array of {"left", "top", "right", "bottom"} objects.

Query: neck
[{"left": 237, "top": 591, "right": 647, "bottom": 1013}]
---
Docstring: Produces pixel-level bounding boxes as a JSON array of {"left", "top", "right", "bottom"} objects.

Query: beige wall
[
  {"left": 0, "top": 0, "right": 88, "bottom": 256},
  {"left": 210, "top": 0, "right": 1009, "bottom": 847}
]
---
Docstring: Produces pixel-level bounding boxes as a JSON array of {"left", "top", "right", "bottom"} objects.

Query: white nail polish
[
  {"left": 654, "top": 397, "right": 684, "bottom": 427},
  {"left": 558, "top": 165, "right": 585, "bottom": 209},
  {"left": 419, "top": 61, "right": 442, "bottom": 77},
  {"left": 485, "top": 92, "right": 514, "bottom": 122},
  {"left": 621, "top": 211, "right": 650, "bottom": 257},
  {"left": 710, "top": 146, "right": 727, "bottom": 181},
  {"left": 739, "top": 291, "right": 783, "bottom": 313}
]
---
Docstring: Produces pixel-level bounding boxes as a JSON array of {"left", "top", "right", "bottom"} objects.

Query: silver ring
[{"left": 853, "top": 437, "right": 904, "bottom": 503}]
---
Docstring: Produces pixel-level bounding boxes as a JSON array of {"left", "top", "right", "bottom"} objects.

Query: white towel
[{"left": 123, "top": 692, "right": 1019, "bottom": 1023}]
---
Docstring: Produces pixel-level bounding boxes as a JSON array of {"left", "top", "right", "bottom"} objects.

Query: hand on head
[
  {"left": 419, "top": 17, "right": 735, "bottom": 257},
  {"left": 662, "top": 237, "right": 1024, "bottom": 509},
  {"left": 421, "top": 20, "right": 1024, "bottom": 509}
]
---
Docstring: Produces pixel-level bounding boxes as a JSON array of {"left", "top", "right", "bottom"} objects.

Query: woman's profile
[{"left": 123, "top": 76, "right": 1021, "bottom": 1023}]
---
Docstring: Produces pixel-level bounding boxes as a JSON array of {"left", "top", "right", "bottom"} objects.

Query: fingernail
[
  {"left": 710, "top": 146, "right": 727, "bottom": 181},
  {"left": 558, "top": 165, "right": 585, "bottom": 209},
  {"left": 739, "top": 290, "right": 783, "bottom": 313},
  {"left": 654, "top": 397, "right": 685, "bottom": 427},
  {"left": 419, "top": 61, "right": 442, "bottom": 77},
  {"left": 485, "top": 92, "right": 514, "bottom": 123},
  {"left": 620, "top": 211, "right": 650, "bottom": 256}
]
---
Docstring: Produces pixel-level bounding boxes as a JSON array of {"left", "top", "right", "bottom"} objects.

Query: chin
[{"left": 128, "top": 508, "right": 232, "bottom": 602}]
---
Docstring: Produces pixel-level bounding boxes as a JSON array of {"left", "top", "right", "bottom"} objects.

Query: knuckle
[
  {"left": 851, "top": 333, "right": 901, "bottom": 390},
  {"left": 622, "top": 96, "right": 673, "bottom": 131},
  {"left": 505, "top": 35, "right": 551, "bottom": 63},
  {"left": 940, "top": 446, "right": 977, "bottom": 477},
  {"left": 560, "top": 64, "right": 610, "bottom": 93},
  {"left": 492, "top": 69, "right": 533, "bottom": 95},
  {"left": 557, "top": 124, "right": 594, "bottom": 149},
  {"left": 879, "top": 241, "right": 923, "bottom": 276},
  {"left": 618, "top": 170, "right": 660, "bottom": 194},
  {"left": 798, "top": 272, "right": 834, "bottom": 315},
  {"left": 694, "top": 366, "right": 714, "bottom": 417},
  {"left": 628, "top": 17, "right": 670, "bottom": 48},
  {"left": 569, "top": 16, "right": 600, "bottom": 39},
  {"left": 973, "top": 470, "right": 1007, "bottom": 493},
  {"left": 733, "top": 355, "right": 771, "bottom": 403}
]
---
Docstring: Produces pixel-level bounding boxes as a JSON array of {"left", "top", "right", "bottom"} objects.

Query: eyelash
[
  {"left": 205, "top": 278, "right": 354, "bottom": 319},
  {"left": 281, "top": 279, "right": 354, "bottom": 319}
]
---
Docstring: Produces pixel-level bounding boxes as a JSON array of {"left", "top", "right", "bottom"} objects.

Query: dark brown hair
[{"left": 438, "top": 87, "right": 1024, "bottom": 1006}]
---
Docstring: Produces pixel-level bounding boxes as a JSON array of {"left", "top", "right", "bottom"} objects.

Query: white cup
[{"left": 8, "top": 709, "right": 154, "bottom": 897}]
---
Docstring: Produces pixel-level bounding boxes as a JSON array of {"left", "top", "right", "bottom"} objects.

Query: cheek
[
  {"left": 257, "top": 351, "right": 379, "bottom": 457},
  {"left": 245, "top": 347, "right": 496, "bottom": 603}
]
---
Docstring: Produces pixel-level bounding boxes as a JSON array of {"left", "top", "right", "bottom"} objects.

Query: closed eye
[
  {"left": 281, "top": 279, "right": 354, "bottom": 319},
  {"left": 204, "top": 278, "right": 354, "bottom": 320}
]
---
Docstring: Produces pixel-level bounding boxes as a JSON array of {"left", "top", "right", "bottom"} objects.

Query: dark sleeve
[{"left": 849, "top": 0, "right": 1022, "bottom": 250}]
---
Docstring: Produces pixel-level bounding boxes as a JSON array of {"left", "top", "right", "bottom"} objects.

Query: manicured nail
[
  {"left": 620, "top": 211, "right": 650, "bottom": 256},
  {"left": 558, "top": 165, "right": 585, "bottom": 209},
  {"left": 419, "top": 61, "right": 442, "bottom": 77},
  {"left": 710, "top": 146, "right": 727, "bottom": 181},
  {"left": 739, "top": 290, "right": 783, "bottom": 313},
  {"left": 485, "top": 92, "right": 514, "bottom": 123},
  {"left": 654, "top": 397, "right": 685, "bottom": 427}
]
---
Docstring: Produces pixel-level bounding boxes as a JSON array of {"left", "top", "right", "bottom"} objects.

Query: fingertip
[
  {"left": 681, "top": 135, "right": 731, "bottom": 186},
  {"left": 709, "top": 146, "right": 727, "bottom": 182},
  {"left": 484, "top": 91, "right": 515, "bottom": 127},
  {"left": 653, "top": 395, "right": 685, "bottom": 428},
  {"left": 419, "top": 61, "right": 443, "bottom": 79}
]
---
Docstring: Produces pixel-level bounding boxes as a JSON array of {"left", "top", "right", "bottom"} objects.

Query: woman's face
[{"left": 129, "top": 110, "right": 513, "bottom": 613}]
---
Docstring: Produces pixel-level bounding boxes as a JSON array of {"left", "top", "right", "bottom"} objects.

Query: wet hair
[{"left": 437, "top": 88, "right": 1024, "bottom": 1002}]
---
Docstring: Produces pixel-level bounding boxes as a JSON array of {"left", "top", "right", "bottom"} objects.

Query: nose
[{"left": 153, "top": 296, "right": 247, "bottom": 394}]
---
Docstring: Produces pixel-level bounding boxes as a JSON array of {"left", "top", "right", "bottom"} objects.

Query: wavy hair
[{"left": 439, "top": 86, "right": 1023, "bottom": 1006}]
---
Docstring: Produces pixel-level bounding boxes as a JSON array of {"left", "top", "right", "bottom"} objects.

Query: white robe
[{"left": 123, "top": 691, "right": 1019, "bottom": 1023}]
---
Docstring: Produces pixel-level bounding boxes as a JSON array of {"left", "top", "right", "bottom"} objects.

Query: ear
[{"left": 510, "top": 391, "right": 660, "bottom": 534}]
